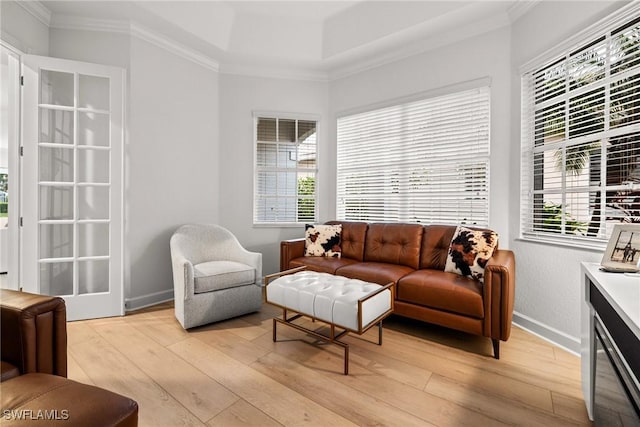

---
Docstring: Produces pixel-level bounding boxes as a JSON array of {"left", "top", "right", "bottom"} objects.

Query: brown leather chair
[{"left": 0, "top": 289, "right": 138, "bottom": 426}]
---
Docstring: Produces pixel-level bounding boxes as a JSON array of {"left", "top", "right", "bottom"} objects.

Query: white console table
[{"left": 581, "top": 262, "right": 640, "bottom": 420}]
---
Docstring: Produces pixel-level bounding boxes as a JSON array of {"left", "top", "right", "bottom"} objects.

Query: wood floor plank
[
  {"left": 259, "top": 326, "right": 509, "bottom": 427},
  {"left": 425, "top": 374, "right": 587, "bottom": 426},
  {"left": 65, "top": 304, "right": 591, "bottom": 427},
  {"left": 67, "top": 351, "right": 95, "bottom": 386},
  {"left": 257, "top": 318, "right": 433, "bottom": 390},
  {"left": 91, "top": 319, "right": 239, "bottom": 423},
  {"left": 68, "top": 324, "right": 205, "bottom": 426},
  {"left": 124, "top": 311, "right": 191, "bottom": 348},
  {"left": 551, "top": 391, "right": 592, "bottom": 424},
  {"left": 207, "top": 399, "right": 283, "bottom": 427},
  {"left": 253, "top": 350, "right": 437, "bottom": 427},
  {"left": 381, "top": 324, "right": 584, "bottom": 400},
  {"left": 191, "top": 327, "right": 272, "bottom": 365},
  {"left": 169, "top": 337, "right": 358, "bottom": 427},
  {"left": 334, "top": 323, "right": 556, "bottom": 413}
]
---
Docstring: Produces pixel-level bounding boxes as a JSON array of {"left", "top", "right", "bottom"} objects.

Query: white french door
[{"left": 21, "top": 55, "right": 124, "bottom": 321}]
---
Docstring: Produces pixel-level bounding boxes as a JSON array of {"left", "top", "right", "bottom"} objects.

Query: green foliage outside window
[
  {"left": 540, "top": 202, "right": 587, "bottom": 235},
  {"left": 297, "top": 176, "right": 315, "bottom": 221}
]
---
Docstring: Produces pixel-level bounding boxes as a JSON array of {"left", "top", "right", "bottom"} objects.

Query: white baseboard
[
  {"left": 512, "top": 311, "right": 580, "bottom": 356},
  {"left": 125, "top": 289, "right": 174, "bottom": 312}
]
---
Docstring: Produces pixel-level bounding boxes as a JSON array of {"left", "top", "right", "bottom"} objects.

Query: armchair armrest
[
  {"left": 0, "top": 289, "right": 67, "bottom": 378},
  {"left": 484, "top": 249, "right": 516, "bottom": 342},
  {"left": 280, "top": 238, "right": 306, "bottom": 271}
]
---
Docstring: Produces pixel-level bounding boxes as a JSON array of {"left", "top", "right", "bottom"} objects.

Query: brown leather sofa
[
  {"left": 280, "top": 221, "right": 515, "bottom": 358},
  {"left": 0, "top": 289, "right": 138, "bottom": 426}
]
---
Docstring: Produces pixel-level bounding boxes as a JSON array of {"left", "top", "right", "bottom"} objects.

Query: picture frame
[{"left": 601, "top": 223, "right": 640, "bottom": 273}]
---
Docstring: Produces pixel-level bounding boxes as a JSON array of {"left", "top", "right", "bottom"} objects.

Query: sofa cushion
[
  {"left": 445, "top": 226, "right": 498, "bottom": 283},
  {"left": 290, "top": 256, "right": 359, "bottom": 274},
  {"left": 326, "top": 221, "right": 368, "bottom": 261},
  {"left": 305, "top": 224, "right": 342, "bottom": 258},
  {"left": 336, "top": 262, "right": 414, "bottom": 286},
  {"left": 397, "top": 270, "right": 484, "bottom": 318},
  {"left": 363, "top": 223, "right": 423, "bottom": 269},
  {"left": 193, "top": 261, "right": 255, "bottom": 293}
]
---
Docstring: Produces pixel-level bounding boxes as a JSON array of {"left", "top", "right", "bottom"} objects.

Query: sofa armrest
[
  {"left": 0, "top": 289, "right": 67, "bottom": 378},
  {"left": 280, "top": 238, "right": 305, "bottom": 271},
  {"left": 484, "top": 249, "right": 516, "bottom": 342}
]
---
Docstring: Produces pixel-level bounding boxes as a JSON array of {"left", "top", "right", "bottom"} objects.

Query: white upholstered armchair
[{"left": 170, "top": 224, "right": 263, "bottom": 329}]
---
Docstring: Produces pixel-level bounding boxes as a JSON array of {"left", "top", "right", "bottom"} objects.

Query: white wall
[
  {"left": 127, "top": 37, "right": 219, "bottom": 304},
  {"left": 328, "top": 26, "right": 513, "bottom": 242},
  {"left": 0, "top": 1, "right": 49, "bottom": 55},
  {"left": 218, "top": 73, "right": 329, "bottom": 275},
  {"left": 509, "top": 1, "right": 630, "bottom": 352}
]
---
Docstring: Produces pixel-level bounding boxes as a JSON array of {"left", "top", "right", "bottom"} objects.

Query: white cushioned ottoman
[
  {"left": 266, "top": 271, "right": 391, "bottom": 332},
  {"left": 264, "top": 269, "right": 394, "bottom": 374}
]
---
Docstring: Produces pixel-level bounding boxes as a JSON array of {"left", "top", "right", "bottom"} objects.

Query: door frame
[{"left": 1, "top": 41, "right": 22, "bottom": 290}]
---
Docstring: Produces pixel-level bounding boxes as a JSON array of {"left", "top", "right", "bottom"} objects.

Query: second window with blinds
[
  {"left": 336, "top": 85, "right": 491, "bottom": 226},
  {"left": 254, "top": 115, "right": 318, "bottom": 225}
]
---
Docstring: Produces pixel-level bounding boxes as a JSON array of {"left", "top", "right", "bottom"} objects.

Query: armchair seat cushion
[{"left": 194, "top": 261, "right": 256, "bottom": 294}]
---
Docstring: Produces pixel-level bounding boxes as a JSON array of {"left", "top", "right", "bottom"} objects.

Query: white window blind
[
  {"left": 254, "top": 115, "right": 317, "bottom": 225},
  {"left": 337, "top": 86, "right": 490, "bottom": 225},
  {"left": 521, "top": 9, "right": 640, "bottom": 246}
]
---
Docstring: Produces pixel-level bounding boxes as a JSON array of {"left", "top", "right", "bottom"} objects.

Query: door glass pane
[
  {"left": 79, "top": 112, "right": 109, "bottom": 147},
  {"left": 79, "top": 75, "right": 109, "bottom": 110},
  {"left": 40, "top": 186, "right": 73, "bottom": 220},
  {"left": 78, "top": 223, "right": 109, "bottom": 257},
  {"left": 40, "top": 108, "right": 73, "bottom": 144},
  {"left": 40, "top": 224, "right": 73, "bottom": 259},
  {"left": 40, "top": 147, "right": 73, "bottom": 182},
  {"left": 78, "top": 149, "right": 109, "bottom": 183},
  {"left": 78, "top": 186, "right": 109, "bottom": 219},
  {"left": 78, "top": 260, "right": 109, "bottom": 294},
  {"left": 40, "top": 262, "right": 73, "bottom": 296},
  {"left": 40, "top": 70, "right": 73, "bottom": 106}
]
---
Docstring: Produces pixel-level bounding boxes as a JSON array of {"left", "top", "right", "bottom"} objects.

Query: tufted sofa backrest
[
  {"left": 325, "top": 221, "right": 368, "bottom": 261},
  {"left": 363, "top": 223, "right": 424, "bottom": 269}
]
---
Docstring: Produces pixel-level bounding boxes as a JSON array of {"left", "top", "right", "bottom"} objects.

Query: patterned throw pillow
[
  {"left": 444, "top": 226, "right": 498, "bottom": 283},
  {"left": 304, "top": 224, "right": 342, "bottom": 258}
]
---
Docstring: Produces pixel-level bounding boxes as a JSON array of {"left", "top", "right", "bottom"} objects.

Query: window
[
  {"left": 521, "top": 7, "right": 640, "bottom": 246},
  {"left": 254, "top": 115, "right": 317, "bottom": 225},
  {"left": 336, "top": 85, "right": 490, "bottom": 225}
]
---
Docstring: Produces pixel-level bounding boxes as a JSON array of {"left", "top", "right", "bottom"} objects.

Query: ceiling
[{"left": 31, "top": 0, "right": 532, "bottom": 79}]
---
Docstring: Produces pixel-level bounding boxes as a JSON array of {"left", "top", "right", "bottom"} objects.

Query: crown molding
[
  {"left": 49, "top": 14, "right": 219, "bottom": 72},
  {"left": 327, "top": 10, "right": 511, "bottom": 81},
  {"left": 16, "top": 0, "right": 52, "bottom": 27},
  {"left": 219, "top": 62, "right": 328, "bottom": 82},
  {"left": 50, "top": 14, "right": 129, "bottom": 34},
  {"left": 130, "top": 23, "right": 219, "bottom": 72}
]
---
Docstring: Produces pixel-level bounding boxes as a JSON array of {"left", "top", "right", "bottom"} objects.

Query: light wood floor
[{"left": 67, "top": 302, "right": 592, "bottom": 427}]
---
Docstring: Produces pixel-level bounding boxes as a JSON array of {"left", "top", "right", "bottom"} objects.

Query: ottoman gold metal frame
[{"left": 264, "top": 267, "right": 394, "bottom": 375}]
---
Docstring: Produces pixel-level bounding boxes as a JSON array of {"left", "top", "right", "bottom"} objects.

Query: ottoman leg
[
  {"left": 273, "top": 318, "right": 277, "bottom": 342},
  {"left": 378, "top": 321, "right": 383, "bottom": 345},
  {"left": 344, "top": 346, "right": 349, "bottom": 375}
]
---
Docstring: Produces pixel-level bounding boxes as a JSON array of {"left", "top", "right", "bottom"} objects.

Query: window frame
[
  {"left": 252, "top": 112, "right": 319, "bottom": 227},
  {"left": 519, "top": 3, "right": 640, "bottom": 248},
  {"left": 336, "top": 79, "right": 491, "bottom": 226}
]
